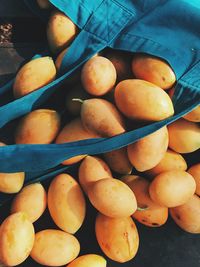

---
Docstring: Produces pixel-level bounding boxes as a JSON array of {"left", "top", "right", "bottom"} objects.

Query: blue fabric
[{"left": 0, "top": 0, "right": 199, "bottom": 175}]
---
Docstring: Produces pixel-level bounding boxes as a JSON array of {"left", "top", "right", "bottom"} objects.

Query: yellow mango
[
  {"left": 115, "top": 79, "right": 174, "bottom": 121},
  {"left": 170, "top": 194, "right": 200, "bottom": 233},
  {"left": 168, "top": 119, "right": 200, "bottom": 153},
  {"left": 48, "top": 173, "right": 86, "bottom": 234},
  {"left": 149, "top": 171, "right": 196, "bottom": 207},
  {"left": 127, "top": 126, "right": 168, "bottom": 171},
  {"left": 55, "top": 118, "right": 99, "bottom": 165},
  {"left": 79, "top": 156, "right": 112, "bottom": 194},
  {"left": 11, "top": 183, "right": 47, "bottom": 223},
  {"left": 67, "top": 254, "right": 107, "bottom": 267},
  {"left": 81, "top": 56, "right": 117, "bottom": 96},
  {"left": 13, "top": 57, "right": 56, "bottom": 98},
  {"left": 81, "top": 98, "right": 125, "bottom": 137},
  {"left": 0, "top": 212, "right": 35, "bottom": 266},
  {"left": 132, "top": 53, "right": 176, "bottom": 89},
  {"left": 47, "top": 11, "right": 78, "bottom": 53},
  {"left": 88, "top": 178, "right": 137, "bottom": 218},
  {"left": 15, "top": 109, "right": 60, "bottom": 144},
  {"left": 122, "top": 175, "right": 168, "bottom": 227},
  {"left": 188, "top": 163, "right": 200, "bottom": 196},
  {"left": 146, "top": 149, "right": 187, "bottom": 177},
  {"left": 95, "top": 213, "right": 139, "bottom": 263},
  {"left": 103, "top": 147, "right": 132, "bottom": 175},
  {"left": 30, "top": 229, "right": 80, "bottom": 266}
]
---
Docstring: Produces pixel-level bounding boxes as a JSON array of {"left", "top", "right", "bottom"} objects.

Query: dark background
[{"left": 0, "top": 1, "right": 200, "bottom": 266}]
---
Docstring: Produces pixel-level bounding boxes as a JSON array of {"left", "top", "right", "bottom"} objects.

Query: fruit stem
[
  {"left": 137, "top": 206, "right": 149, "bottom": 211},
  {"left": 72, "top": 98, "right": 84, "bottom": 104}
]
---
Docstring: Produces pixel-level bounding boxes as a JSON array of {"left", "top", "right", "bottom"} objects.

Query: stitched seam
[
  {"left": 179, "top": 80, "right": 200, "bottom": 91},
  {"left": 118, "top": 32, "right": 187, "bottom": 67}
]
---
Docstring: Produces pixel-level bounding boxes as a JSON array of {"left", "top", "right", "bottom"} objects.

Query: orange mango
[
  {"left": 132, "top": 53, "right": 176, "bottom": 89},
  {"left": 115, "top": 79, "right": 174, "bottom": 121}
]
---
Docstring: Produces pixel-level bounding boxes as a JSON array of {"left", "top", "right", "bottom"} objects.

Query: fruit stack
[{"left": 0, "top": 1, "right": 199, "bottom": 266}]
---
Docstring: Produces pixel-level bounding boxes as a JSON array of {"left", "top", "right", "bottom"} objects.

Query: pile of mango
[{"left": 0, "top": 1, "right": 200, "bottom": 266}]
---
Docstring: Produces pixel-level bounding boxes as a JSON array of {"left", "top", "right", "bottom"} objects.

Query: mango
[
  {"left": 88, "top": 178, "right": 137, "bottom": 218},
  {"left": 78, "top": 156, "right": 112, "bottom": 194},
  {"left": 149, "top": 171, "right": 196, "bottom": 207},
  {"left": 169, "top": 88, "right": 200, "bottom": 122},
  {"left": 37, "top": 0, "right": 51, "bottom": 9},
  {"left": 15, "top": 109, "right": 60, "bottom": 144},
  {"left": 81, "top": 98, "right": 125, "bottom": 137},
  {"left": 184, "top": 106, "right": 200, "bottom": 122},
  {"left": 0, "top": 142, "right": 25, "bottom": 194},
  {"left": 67, "top": 254, "right": 107, "bottom": 267},
  {"left": 170, "top": 194, "right": 200, "bottom": 233},
  {"left": 104, "top": 49, "right": 132, "bottom": 82},
  {"left": 127, "top": 126, "right": 168, "bottom": 172},
  {"left": 122, "top": 175, "right": 168, "bottom": 227},
  {"left": 95, "top": 213, "right": 139, "bottom": 263},
  {"left": 48, "top": 173, "right": 86, "bottom": 234},
  {"left": 145, "top": 149, "right": 187, "bottom": 177},
  {"left": 47, "top": 11, "right": 78, "bottom": 53},
  {"left": 115, "top": 79, "right": 174, "bottom": 121},
  {"left": 30, "top": 229, "right": 80, "bottom": 266},
  {"left": 103, "top": 147, "right": 132, "bottom": 175},
  {"left": 0, "top": 172, "right": 25, "bottom": 194},
  {"left": 55, "top": 47, "right": 69, "bottom": 70},
  {"left": 132, "top": 53, "right": 176, "bottom": 89},
  {"left": 81, "top": 56, "right": 117, "bottom": 96},
  {"left": 188, "top": 163, "right": 200, "bottom": 196},
  {"left": 13, "top": 56, "right": 56, "bottom": 98},
  {"left": 168, "top": 119, "right": 200, "bottom": 153},
  {"left": 11, "top": 183, "right": 47, "bottom": 223},
  {"left": 0, "top": 212, "right": 35, "bottom": 266},
  {"left": 55, "top": 118, "right": 99, "bottom": 165}
]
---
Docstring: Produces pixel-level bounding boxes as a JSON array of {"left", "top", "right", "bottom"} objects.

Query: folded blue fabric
[{"left": 0, "top": 0, "right": 199, "bottom": 173}]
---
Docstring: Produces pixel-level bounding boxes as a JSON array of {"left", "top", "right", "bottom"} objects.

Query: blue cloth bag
[{"left": 0, "top": 0, "right": 199, "bottom": 175}]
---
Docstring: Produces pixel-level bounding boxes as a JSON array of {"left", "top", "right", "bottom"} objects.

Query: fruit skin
[
  {"left": 55, "top": 118, "right": 99, "bottom": 165},
  {"left": 79, "top": 156, "right": 112, "bottom": 194},
  {"left": 13, "top": 57, "right": 56, "bottom": 98},
  {"left": 122, "top": 175, "right": 168, "bottom": 227},
  {"left": 66, "top": 254, "right": 107, "bottom": 267},
  {"left": 11, "top": 183, "right": 47, "bottom": 223},
  {"left": 0, "top": 172, "right": 25, "bottom": 194},
  {"left": 103, "top": 147, "right": 132, "bottom": 175},
  {"left": 37, "top": 0, "right": 51, "bottom": 9},
  {"left": 0, "top": 141, "right": 25, "bottom": 194},
  {"left": 48, "top": 173, "right": 86, "bottom": 234},
  {"left": 95, "top": 213, "right": 139, "bottom": 263},
  {"left": 81, "top": 56, "right": 117, "bottom": 96},
  {"left": 127, "top": 126, "right": 168, "bottom": 172},
  {"left": 55, "top": 47, "right": 69, "bottom": 70},
  {"left": 183, "top": 106, "right": 200, "bottom": 122},
  {"left": 81, "top": 98, "right": 125, "bottom": 137},
  {"left": 88, "top": 178, "right": 137, "bottom": 218},
  {"left": 47, "top": 11, "right": 78, "bottom": 53},
  {"left": 30, "top": 229, "right": 80, "bottom": 266},
  {"left": 0, "top": 212, "right": 35, "bottom": 266},
  {"left": 132, "top": 53, "right": 176, "bottom": 89},
  {"left": 149, "top": 170, "right": 196, "bottom": 208},
  {"left": 169, "top": 88, "right": 200, "bottom": 122},
  {"left": 114, "top": 79, "right": 174, "bottom": 121},
  {"left": 145, "top": 149, "right": 187, "bottom": 178},
  {"left": 188, "top": 163, "right": 200, "bottom": 196},
  {"left": 170, "top": 194, "right": 200, "bottom": 233},
  {"left": 15, "top": 109, "right": 60, "bottom": 144},
  {"left": 168, "top": 119, "right": 200, "bottom": 153}
]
